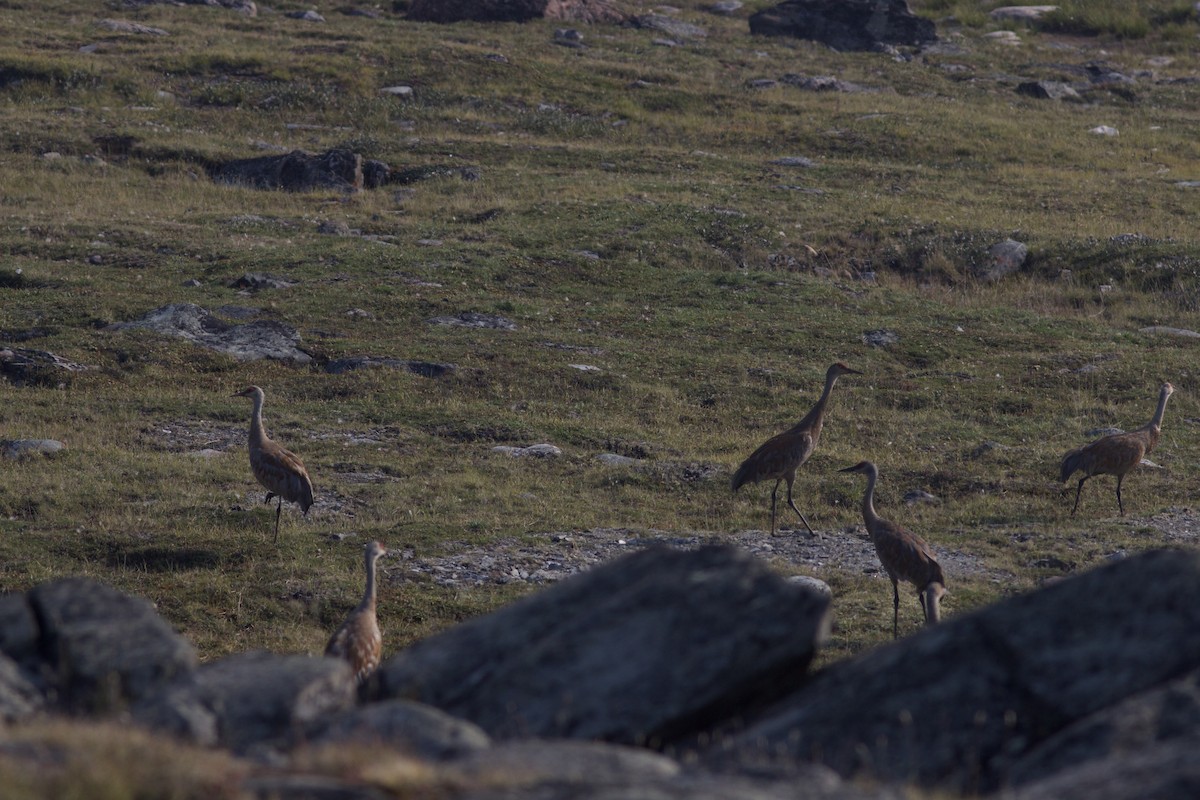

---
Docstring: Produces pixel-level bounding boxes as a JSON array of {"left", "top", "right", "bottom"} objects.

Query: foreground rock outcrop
[
  {"left": 710, "top": 549, "right": 1200, "bottom": 797},
  {"left": 1, "top": 546, "right": 1200, "bottom": 799},
  {"left": 374, "top": 545, "right": 831, "bottom": 745}
]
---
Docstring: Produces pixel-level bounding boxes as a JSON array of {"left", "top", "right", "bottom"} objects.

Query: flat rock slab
[
  {"left": 711, "top": 549, "right": 1200, "bottom": 795},
  {"left": 324, "top": 356, "right": 456, "bottom": 378},
  {"left": 407, "top": 0, "right": 628, "bottom": 23},
  {"left": 0, "top": 347, "right": 94, "bottom": 386},
  {"left": 426, "top": 312, "right": 517, "bottom": 331},
  {"left": 375, "top": 545, "right": 831, "bottom": 747},
  {"left": 1140, "top": 325, "right": 1200, "bottom": 339},
  {"left": 110, "top": 303, "right": 311, "bottom": 364},
  {"left": 1, "top": 439, "right": 66, "bottom": 459}
]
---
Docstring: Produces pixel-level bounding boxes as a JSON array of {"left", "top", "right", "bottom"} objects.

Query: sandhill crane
[
  {"left": 839, "top": 460, "right": 946, "bottom": 638},
  {"left": 1060, "top": 382, "right": 1175, "bottom": 516},
  {"left": 731, "top": 362, "right": 861, "bottom": 535},
  {"left": 325, "top": 540, "right": 387, "bottom": 684},
  {"left": 233, "top": 385, "right": 314, "bottom": 542}
]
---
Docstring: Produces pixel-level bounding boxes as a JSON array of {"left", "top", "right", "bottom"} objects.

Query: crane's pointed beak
[{"left": 838, "top": 464, "right": 858, "bottom": 473}]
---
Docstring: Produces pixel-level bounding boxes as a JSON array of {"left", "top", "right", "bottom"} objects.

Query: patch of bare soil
[{"left": 1138, "top": 506, "right": 1200, "bottom": 546}]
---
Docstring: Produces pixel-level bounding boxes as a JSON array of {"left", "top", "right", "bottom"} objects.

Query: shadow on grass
[{"left": 105, "top": 547, "right": 223, "bottom": 572}]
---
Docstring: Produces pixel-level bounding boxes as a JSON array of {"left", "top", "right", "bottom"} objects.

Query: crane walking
[
  {"left": 839, "top": 460, "right": 946, "bottom": 638},
  {"left": 731, "top": 362, "right": 861, "bottom": 535},
  {"left": 233, "top": 385, "right": 314, "bottom": 542},
  {"left": 1060, "top": 382, "right": 1175, "bottom": 516},
  {"left": 325, "top": 540, "right": 387, "bottom": 684}
]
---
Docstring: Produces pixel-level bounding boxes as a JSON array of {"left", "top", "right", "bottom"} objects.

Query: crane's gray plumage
[
  {"left": 234, "top": 385, "right": 314, "bottom": 542},
  {"left": 731, "top": 362, "right": 861, "bottom": 535},
  {"left": 1060, "top": 382, "right": 1174, "bottom": 516},
  {"left": 326, "top": 540, "right": 387, "bottom": 684},
  {"left": 840, "top": 460, "right": 946, "bottom": 638}
]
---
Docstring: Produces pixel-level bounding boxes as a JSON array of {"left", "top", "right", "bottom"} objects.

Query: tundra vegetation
[{"left": 1, "top": 0, "right": 1199, "bottom": 795}]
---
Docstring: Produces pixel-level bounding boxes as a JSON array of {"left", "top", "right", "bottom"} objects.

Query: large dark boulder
[
  {"left": 1010, "top": 737, "right": 1200, "bottom": 800},
  {"left": 133, "top": 651, "right": 357, "bottom": 755},
  {"left": 374, "top": 545, "right": 831, "bottom": 746},
  {"left": 210, "top": 148, "right": 363, "bottom": 192},
  {"left": 711, "top": 549, "right": 1200, "bottom": 795},
  {"left": 749, "top": 0, "right": 936, "bottom": 51},
  {"left": 25, "top": 578, "right": 197, "bottom": 714},
  {"left": 408, "top": 0, "right": 628, "bottom": 24},
  {"left": 1001, "top": 666, "right": 1200, "bottom": 792}
]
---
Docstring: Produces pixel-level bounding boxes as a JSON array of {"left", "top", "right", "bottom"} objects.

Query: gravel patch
[{"left": 395, "top": 525, "right": 1010, "bottom": 588}]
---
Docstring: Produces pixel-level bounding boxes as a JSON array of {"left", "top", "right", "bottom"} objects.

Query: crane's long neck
[
  {"left": 248, "top": 393, "right": 268, "bottom": 447},
  {"left": 860, "top": 468, "right": 881, "bottom": 529},
  {"left": 792, "top": 372, "right": 839, "bottom": 434},
  {"left": 360, "top": 551, "right": 378, "bottom": 612},
  {"left": 1147, "top": 387, "right": 1171, "bottom": 430}
]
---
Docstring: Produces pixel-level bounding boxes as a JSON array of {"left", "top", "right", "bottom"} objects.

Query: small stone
[
  {"left": 1140, "top": 326, "right": 1200, "bottom": 339},
  {"left": 317, "top": 219, "right": 353, "bottom": 236},
  {"left": 787, "top": 575, "right": 832, "bottom": 598},
  {"left": 493, "top": 444, "right": 563, "bottom": 458},
  {"left": 863, "top": 329, "right": 899, "bottom": 348},
  {"left": 597, "top": 453, "right": 640, "bottom": 467},
  {"left": 770, "top": 156, "right": 817, "bottom": 168},
  {"left": 2, "top": 439, "right": 67, "bottom": 459},
  {"left": 381, "top": 85, "right": 413, "bottom": 97},
  {"left": 903, "top": 489, "right": 940, "bottom": 505},
  {"left": 1089, "top": 125, "right": 1119, "bottom": 136}
]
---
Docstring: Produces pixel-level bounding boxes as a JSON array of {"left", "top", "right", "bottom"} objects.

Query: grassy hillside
[{"left": 1, "top": 0, "right": 1198, "bottom": 676}]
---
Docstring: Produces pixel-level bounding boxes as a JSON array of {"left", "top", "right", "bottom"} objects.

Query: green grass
[{"left": 1, "top": 0, "right": 1199, "bottom": 786}]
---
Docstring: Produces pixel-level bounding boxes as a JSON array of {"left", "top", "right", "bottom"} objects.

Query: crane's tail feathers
[
  {"left": 922, "top": 582, "right": 946, "bottom": 625},
  {"left": 1060, "top": 449, "right": 1083, "bottom": 483}
]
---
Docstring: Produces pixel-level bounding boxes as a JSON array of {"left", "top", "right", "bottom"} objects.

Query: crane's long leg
[
  {"left": 1070, "top": 477, "right": 1088, "bottom": 515},
  {"left": 919, "top": 589, "right": 928, "bottom": 623},
  {"left": 1116, "top": 474, "right": 1125, "bottom": 516},
  {"left": 769, "top": 479, "right": 781, "bottom": 535},
  {"left": 273, "top": 497, "right": 283, "bottom": 543},
  {"left": 264, "top": 492, "right": 275, "bottom": 504},
  {"left": 785, "top": 476, "right": 816, "bottom": 536},
  {"left": 892, "top": 581, "right": 900, "bottom": 639}
]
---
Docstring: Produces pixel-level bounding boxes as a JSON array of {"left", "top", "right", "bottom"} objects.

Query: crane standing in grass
[
  {"left": 233, "top": 385, "right": 314, "bottom": 542},
  {"left": 839, "top": 460, "right": 945, "bottom": 638},
  {"left": 731, "top": 362, "right": 861, "bottom": 535},
  {"left": 325, "top": 540, "right": 387, "bottom": 684},
  {"left": 1060, "top": 381, "right": 1175, "bottom": 516}
]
